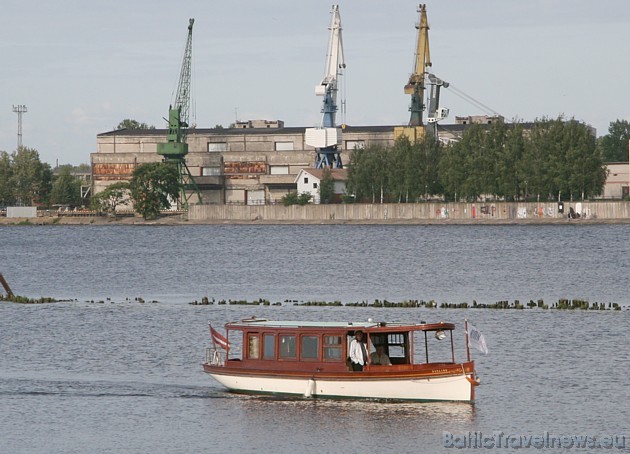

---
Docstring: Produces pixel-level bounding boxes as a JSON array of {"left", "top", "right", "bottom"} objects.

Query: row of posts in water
[
  {"left": 1, "top": 292, "right": 623, "bottom": 310},
  {"left": 189, "top": 297, "right": 624, "bottom": 311}
]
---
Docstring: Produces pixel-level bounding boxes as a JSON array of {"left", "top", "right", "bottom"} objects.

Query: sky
[{"left": 1, "top": 0, "right": 629, "bottom": 165}]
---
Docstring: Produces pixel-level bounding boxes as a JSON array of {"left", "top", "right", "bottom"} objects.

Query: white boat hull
[{"left": 207, "top": 371, "right": 474, "bottom": 402}]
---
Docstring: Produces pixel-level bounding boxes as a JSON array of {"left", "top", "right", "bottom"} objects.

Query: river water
[{"left": 1, "top": 225, "right": 629, "bottom": 453}]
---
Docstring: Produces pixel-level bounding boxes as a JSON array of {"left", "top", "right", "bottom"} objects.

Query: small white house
[{"left": 294, "top": 168, "right": 348, "bottom": 204}]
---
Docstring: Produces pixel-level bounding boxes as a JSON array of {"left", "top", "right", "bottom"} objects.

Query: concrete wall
[
  {"left": 7, "top": 207, "right": 37, "bottom": 218},
  {"left": 189, "top": 201, "right": 630, "bottom": 222}
]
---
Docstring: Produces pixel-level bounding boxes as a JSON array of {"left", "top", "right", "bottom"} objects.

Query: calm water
[{"left": 1, "top": 225, "right": 629, "bottom": 453}]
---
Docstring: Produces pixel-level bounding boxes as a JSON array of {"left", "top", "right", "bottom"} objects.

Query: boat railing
[{"left": 205, "top": 348, "right": 225, "bottom": 366}]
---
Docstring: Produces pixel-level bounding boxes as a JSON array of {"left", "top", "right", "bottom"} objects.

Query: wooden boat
[{"left": 203, "top": 318, "right": 480, "bottom": 402}]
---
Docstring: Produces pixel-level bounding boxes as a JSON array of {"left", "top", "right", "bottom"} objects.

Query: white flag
[{"left": 467, "top": 323, "right": 488, "bottom": 354}]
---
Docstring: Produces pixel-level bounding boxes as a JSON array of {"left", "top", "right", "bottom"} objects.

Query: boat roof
[{"left": 224, "top": 319, "right": 455, "bottom": 331}]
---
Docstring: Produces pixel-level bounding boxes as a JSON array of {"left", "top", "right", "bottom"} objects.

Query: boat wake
[{"left": 0, "top": 376, "right": 224, "bottom": 400}]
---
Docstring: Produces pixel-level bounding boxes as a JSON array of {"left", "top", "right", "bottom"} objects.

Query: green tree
[
  {"left": 91, "top": 182, "right": 131, "bottom": 214},
  {"left": 129, "top": 162, "right": 180, "bottom": 219},
  {"left": 319, "top": 168, "right": 335, "bottom": 204},
  {"left": 439, "top": 124, "right": 495, "bottom": 201},
  {"left": 385, "top": 136, "right": 443, "bottom": 202},
  {"left": 10, "top": 147, "right": 49, "bottom": 205},
  {"left": 524, "top": 117, "right": 605, "bottom": 201},
  {"left": 38, "top": 164, "right": 54, "bottom": 207},
  {"left": 76, "top": 163, "right": 91, "bottom": 173},
  {"left": 496, "top": 123, "right": 525, "bottom": 201},
  {"left": 388, "top": 137, "right": 411, "bottom": 202},
  {"left": 0, "top": 151, "right": 13, "bottom": 205},
  {"left": 597, "top": 119, "right": 630, "bottom": 162},
  {"left": 521, "top": 119, "right": 552, "bottom": 200},
  {"left": 50, "top": 167, "right": 82, "bottom": 206},
  {"left": 116, "top": 119, "right": 155, "bottom": 130},
  {"left": 416, "top": 137, "right": 443, "bottom": 200},
  {"left": 438, "top": 140, "right": 466, "bottom": 201},
  {"left": 347, "top": 145, "right": 389, "bottom": 203},
  {"left": 563, "top": 120, "right": 606, "bottom": 200}
]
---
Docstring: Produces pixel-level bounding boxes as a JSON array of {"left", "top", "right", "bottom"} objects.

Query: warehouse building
[
  {"left": 92, "top": 118, "right": 627, "bottom": 205},
  {"left": 92, "top": 122, "right": 468, "bottom": 205}
]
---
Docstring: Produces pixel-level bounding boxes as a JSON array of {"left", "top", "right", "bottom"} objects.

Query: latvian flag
[{"left": 209, "top": 324, "right": 229, "bottom": 350}]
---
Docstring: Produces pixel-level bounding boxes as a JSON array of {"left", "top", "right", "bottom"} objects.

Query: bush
[{"left": 281, "top": 191, "right": 312, "bottom": 206}]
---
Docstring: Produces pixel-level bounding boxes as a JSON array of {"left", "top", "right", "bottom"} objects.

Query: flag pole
[
  {"left": 465, "top": 319, "right": 471, "bottom": 362},
  {"left": 209, "top": 323, "right": 217, "bottom": 350}
]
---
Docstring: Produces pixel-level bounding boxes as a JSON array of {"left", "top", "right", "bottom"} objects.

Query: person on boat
[
  {"left": 370, "top": 344, "right": 392, "bottom": 366},
  {"left": 349, "top": 330, "right": 368, "bottom": 371}
]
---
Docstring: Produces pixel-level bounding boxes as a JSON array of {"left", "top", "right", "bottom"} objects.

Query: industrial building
[{"left": 92, "top": 123, "right": 468, "bottom": 205}]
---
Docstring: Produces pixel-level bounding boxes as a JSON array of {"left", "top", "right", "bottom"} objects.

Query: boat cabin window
[
  {"left": 413, "top": 329, "right": 455, "bottom": 364},
  {"left": 369, "top": 332, "right": 409, "bottom": 365},
  {"left": 323, "top": 335, "right": 343, "bottom": 361},
  {"left": 300, "top": 335, "right": 319, "bottom": 360},
  {"left": 263, "top": 333, "right": 275, "bottom": 359},
  {"left": 247, "top": 333, "right": 260, "bottom": 359},
  {"left": 279, "top": 334, "right": 296, "bottom": 359}
]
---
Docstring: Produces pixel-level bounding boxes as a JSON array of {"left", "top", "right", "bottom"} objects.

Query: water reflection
[
  {"left": 199, "top": 394, "right": 477, "bottom": 452},
  {"left": 247, "top": 394, "right": 472, "bottom": 417}
]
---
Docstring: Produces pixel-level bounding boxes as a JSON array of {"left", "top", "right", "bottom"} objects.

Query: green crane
[{"left": 156, "top": 18, "right": 202, "bottom": 208}]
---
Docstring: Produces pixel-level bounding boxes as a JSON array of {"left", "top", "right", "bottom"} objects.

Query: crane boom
[
  {"left": 317, "top": 4, "right": 345, "bottom": 127},
  {"left": 404, "top": 4, "right": 431, "bottom": 127},
  {"left": 156, "top": 18, "right": 201, "bottom": 208},
  {"left": 175, "top": 18, "right": 194, "bottom": 133},
  {"left": 305, "top": 5, "right": 346, "bottom": 168}
]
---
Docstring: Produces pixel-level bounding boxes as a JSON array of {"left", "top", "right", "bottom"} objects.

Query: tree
[
  {"left": 319, "top": 168, "right": 335, "bottom": 204},
  {"left": 116, "top": 119, "right": 155, "bottom": 130},
  {"left": 76, "top": 163, "right": 91, "bottom": 173},
  {"left": 129, "top": 162, "right": 180, "bottom": 219},
  {"left": 438, "top": 124, "right": 493, "bottom": 201},
  {"left": 50, "top": 167, "right": 82, "bottom": 206},
  {"left": 497, "top": 123, "right": 525, "bottom": 201},
  {"left": 37, "top": 164, "right": 54, "bottom": 207},
  {"left": 91, "top": 182, "right": 131, "bottom": 214},
  {"left": 346, "top": 145, "right": 389, "bottom": 203},
  {"left": 598, "top": 119, "right": 630, "bottom": 163},
  {"left": 524, "top": 117, "right": 605, "bottom": 201},
  {"left": 0, "top": 151, "right": 13, "bottom": 206},
  {"left": 415, "top": 137, "right": 443, "bottom": 200},
  {"left": 10, "top": 147, "right": 49, "bottom": 205},
  {"left": 563, "top": 120, "right": 606, "bottom": 200},
  {"left": 438, "top": 140, "right": 466, "bottom": 202}
]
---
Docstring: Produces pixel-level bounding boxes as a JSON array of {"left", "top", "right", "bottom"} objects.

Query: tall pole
[
  {"left": 12, "top": 105, "right": 28, "bottom": 150},
  {"left": 465, "top": 319, "right": 471, "bottom": 362}
]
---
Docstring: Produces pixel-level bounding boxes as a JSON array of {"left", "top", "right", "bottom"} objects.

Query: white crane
[{"left": 305, "top": 5, "right": 346, "bottom": 168}]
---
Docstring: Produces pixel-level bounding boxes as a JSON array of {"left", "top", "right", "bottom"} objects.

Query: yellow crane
[{"left": 395, "top": 4, "right": 432, "bottom": 143}]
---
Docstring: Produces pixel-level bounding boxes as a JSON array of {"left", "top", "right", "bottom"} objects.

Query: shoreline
[{"left": 2, "top": 215, "right": 630, "bottom": 226}]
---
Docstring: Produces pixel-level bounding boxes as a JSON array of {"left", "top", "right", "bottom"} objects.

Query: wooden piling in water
[{"left": 0, "top": 273, "right": 14, "bottom": 298}]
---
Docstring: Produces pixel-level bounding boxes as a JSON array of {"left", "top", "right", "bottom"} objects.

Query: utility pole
[{"left": 12, "top": 104, "right": 27, "bottom": 150}]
